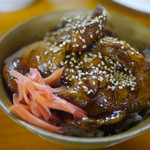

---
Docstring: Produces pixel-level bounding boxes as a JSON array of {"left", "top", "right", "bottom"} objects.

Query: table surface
[{"left": 0, "top": 0, "right": 150, "bottom": 150}]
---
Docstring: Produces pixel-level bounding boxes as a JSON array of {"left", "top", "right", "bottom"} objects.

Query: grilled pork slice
[
  {"left": 3, "top": 4, "right": 107, "bottom": 93},
  {"left": 59, "top": 37, "right": 150, "bottom": 130}
]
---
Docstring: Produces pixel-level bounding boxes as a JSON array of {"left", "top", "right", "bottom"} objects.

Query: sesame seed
[
  {"left": 48, "top": 60, "right": 51, "bottom": 64},
  {"left": 72, "top": 53, "right": 75, "bottom": 56},
  {"left": 82, "top": 45, "right": 87, "bottom": 49},
  {"left": 82, "top": 39, "right": 86, "bottom": 43},
  {"left": 59, "top": 44, "right": 63, "bottom": 48},
  {"left": 124, "top": 68, "right": 127, "bottom": 71},
  {"left": 74, "top": 38, "right": 77, "bottom": 42},
  {"left": 101, "top": 61, "right": 105, "bottom": 65},
  {"left": 90, "top": 89, "right": 94, "bottom": 93},
  {"left": 111, "top": 86, "right": 115, "bottom": 91},
  {"left": 80, "top": 29, "right": 85, "bottom": 34},
  {"left": 87, "top": 91, "right": 91, "bottom": 94},
  {"left": 78, "top": 81, "right": 82, "bottom": 85},
  {"left": 79, "top": 36, "right": 82, "bottom": 39},
  {"left": 131, "top": 87, "right": 135, "bottom": 91},
  {"left": 104, "top": 98, "right": 107, "bottom": 102},
  {"left": 99, "top": 76, "right": 103, "bottom": 82},
  {"left": 64, "top": 60, "right": 68, "bottom": 64},
  {"left": 107, "top": 85, "right": 111, "bottom": 89},
  {"left": 60, "top": 61, "right": 63, "bottom": 65},
  {"left": 62, "top": 41, "right": 66, "bottom": 45},
  {"left": 103, "top": 71, "right": 106, "bottom": 74},
  {"left": 119, "top": 86, "right": 123, "bottom": 89},
  {"left": 75, "top": 44, "right": 79, "bottom": 47},
  {"left": 36, "top": 55, "right": 40, "bottom": 59},
  {"left": 98, "top": 64, "right": 101, "bottom": 67},
  {"left": 82, "top": 117, "right": 88, "bottom": 120},
  {"left": 121, "top": 46, "right": 124, "bottom": 49},
  {"left": 90, "top": 34, "right": 93, "bottom": 38},
  {"left": 44, "top": 51, "right": 48, "bottom": 55},
  {"left": 66, "top": 55, "right": 70, "bottom": 58},
  {"left": 96, "top": 30, "right": 99, "bottom": 34},
  {"left": 93, "top": 81, "right": 95, "bottom": 85},
  {"left": 49, "top": 47, "right": 53, "bottom": 51}
]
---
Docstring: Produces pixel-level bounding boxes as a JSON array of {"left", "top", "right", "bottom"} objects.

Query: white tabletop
[{"left": 113, "top": 0, "right": 150, "bottom": 14}]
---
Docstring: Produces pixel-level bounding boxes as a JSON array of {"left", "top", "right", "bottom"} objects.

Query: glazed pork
[{"left": 3, "top": 5, "right": 150, "bottom": 130}]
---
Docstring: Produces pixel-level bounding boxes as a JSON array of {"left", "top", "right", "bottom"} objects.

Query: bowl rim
[{"left": 0, "top": 9, "right": 150, "bottom": 145}]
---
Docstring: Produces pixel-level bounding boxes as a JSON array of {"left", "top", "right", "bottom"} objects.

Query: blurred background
[
  {"left": 0, "top": 0, "right": 150, "bottom": 150},
  {"left": 0, "top": 0, "right": 150, "bottom": 37}
]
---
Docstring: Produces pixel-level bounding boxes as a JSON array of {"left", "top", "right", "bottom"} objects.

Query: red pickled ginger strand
[
  {"left": 10, "top": 69, "right": 66, "bottom": 93},
  {"left": 36, "top": 103, "right": 51, "bottom": 121},
  {"left": 22, "top": 80, "right": 31, "bottom": 105},
  {"left": 42, "top": 85, "right": 53, "bottom": 100},
  {"left": 53, "top": 95, "right": 76, "bottom": 114},
  {"left": 33, "top": 91, "right": 53, "bottom": 107},
  {"left": 16, "top": 80, "right": 24, "bottom": 102},
  {"left": 30, "top": 100, "right": 42, "bottom": 118},
  {"left": 10, "top": 70, "right": 46, "bottom": 90},
  {"left": 9, "top": 104, "right": 62, "bottom": 133},
  {"left": 43, "top": 67, "right": 64, "bottom": 86},
  {"left": 29, "top": 68, "right": 45, "bottom": 85},
  {"left": 53, "top": 95, "right": 87, "bottom": 118},
  {"left": 9, "top": 68, "right": 87, "bottom": 133},
  {"left": 52, "top": 86, "right": 67, "bottom": 93},
  {"left": 13, "top": 94, "right": 31, "bottom": 112}
]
